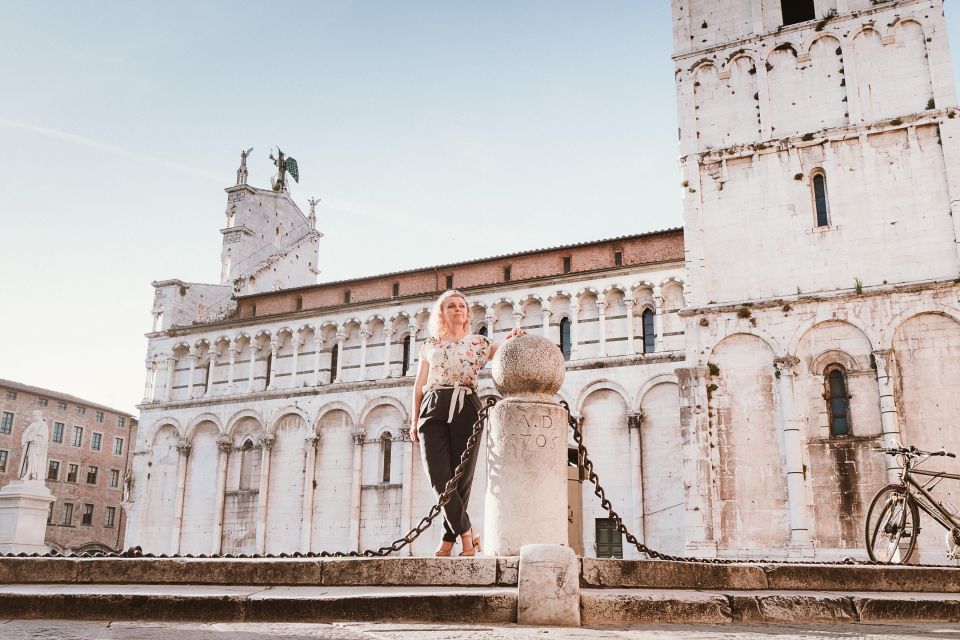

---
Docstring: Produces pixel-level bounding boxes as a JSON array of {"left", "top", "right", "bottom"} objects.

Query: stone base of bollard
[{"left": 518, "top": 544, "right": 581, "bottom": 626}]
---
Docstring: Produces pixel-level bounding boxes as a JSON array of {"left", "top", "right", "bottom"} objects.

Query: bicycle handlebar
[{"left": 882, "top": 445, "right": 957, "bottom": 458}]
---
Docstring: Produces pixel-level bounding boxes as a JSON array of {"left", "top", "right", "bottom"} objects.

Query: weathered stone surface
[
  {"left": 490, "top": 335, "right": 564, "bottom": 401},
  {"left": 580, "top": 589, "right": 732, "bottom": 625},
  {"left": 854, "top": 593, "right": 960, "bottom": 622},
  {"left": 580, "top": 559, "right": 767, "bottom": 590},
  {"left": 483, "top": 399, "right": 569, "bottom": 556},
  {"left": 320, "top": 557, "right": 496, "bottom": 586},
  {"left": 497, "top": 556, "right": 519, "bottom": 586},
  {"left": 764, "top": 564, "right": 960, "bottom": 593},
  {"left": 730, "top": 592, "right": 856, "bottom": 623},
  {"left": 517, "top": 544, "right": 580, "bottom": 626},
  {"left": 0, "top": 480, "right": 56, "bottom": 555}
]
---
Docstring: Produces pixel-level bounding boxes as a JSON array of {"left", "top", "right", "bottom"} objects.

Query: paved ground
[{"left": 3, "top": 620, "right": 960, "bottom": 639}]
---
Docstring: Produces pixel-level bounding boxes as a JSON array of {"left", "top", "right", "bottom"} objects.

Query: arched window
[
  {"left": 238, "top": 440, "right": 254, "bottom": 490},
  {"left": 826, "top": 366, "right": 851, "bottom": 437},
  {"left": 642, "top": 308, "right": 656, "bottom": 354},
  {"left": 381, "top": 432, "right": 392, "bottom": 483},
  {"left": 559, "top": 317, "right": 572, "bottom": 361},
  {"left": 813, "top": 171, "right": 830, "bottom": 227},
  {"left": 329, "top": 344, "right": 339, "bottom": 382},
  {"left": 477, "top": 325, "right": 488, "bottom": 337},
  {"left": 401, "top": 335, "right": 412, "bottom": 376}
]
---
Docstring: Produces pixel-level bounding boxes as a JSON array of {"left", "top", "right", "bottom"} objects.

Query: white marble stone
[
  {"left": 0, "top": 480, "right": 55, "bottom": 554},
  {"left": 517, "top": 543, "right": 581, "bottom": 626}
]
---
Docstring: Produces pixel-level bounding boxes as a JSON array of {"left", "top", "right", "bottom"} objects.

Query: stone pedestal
[
  {"left": 518, "top": 544, "right": 581, "bottom": 626},
  {"left": 484, "top": 335, "right": 568, "bottom": 556},
  {"left": 0, "top": 480, "right": 54, "bottom": 554}
]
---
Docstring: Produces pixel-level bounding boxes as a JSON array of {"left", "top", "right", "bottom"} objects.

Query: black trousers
[{"left": 418, "top": 387, "right": 481, "bottom": 542}]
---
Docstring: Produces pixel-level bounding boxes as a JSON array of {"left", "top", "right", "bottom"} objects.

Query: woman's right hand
[{"left": 410, "top": 424, "right": 419, "bottom": 444}]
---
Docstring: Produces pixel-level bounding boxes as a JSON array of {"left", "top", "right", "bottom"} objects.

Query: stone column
[
  {"left": 247, "top": 345, "right": 259, "bottom": 393},
  {"left": 358, "top": 327, "right": 370, "bottom": 380},
  {"left": 512, "top": 304, "right": 524, "bottom": 330},
  {"left": 627, "top": 412, "right": 645, "bottom": 551},
  {"left": 399, "top": 427, "right": 415, "bottom": 555},
  {"left": 873, "top": 349, "right": 903, "bottom": 482},
  {"left": 676, "top": 366, "right": 715, "bottom": 556},
  {"left": 227, "top": 345, "right": 238, "bottom": 393},
  {"left": 349, "top": 431, "right": 364, "bottom": 551},
  {"left": 186, "top": 353, "right": 197, "bottom": 399},
  {"left": 266, "top": 339, "right": 279, "bottom": 390},
  {"left": 653, "top": 290, "right": 665, "bottom": 352},
  {"left": 774, "top": 356, "right": 812, "bottom": 550},
  {"left": 484, "top": 335, "right": 568, "bottom": 555},
  {"left": 597, "top": 294, "right": 608, "bottom": 357},
  {"left": 142, "top": 360, "right": 155, "bottom": 402},
  {"left": 300, "top": 435, "right": 319, "bottom": 551},
  {"left": 541, "top": 308, "right": 552, "bottom": 340},
  {"left": 625, "top": 299, "right": 637, "bottom": 355},
  {"left": 408, "top": 323, "right": 420, "bottom": 372},
  {"left": 568, "top": 302, "right": 580, "bottom": 360},
  {"left": 383, "top": 326, "right": 394, "bottom": 378},
  {"left": 290, "top": 334, "right": 300, "bottom": 389},
  {"left": 164, "top": 355, "right": 176, "bottom": 402},
  {"left": 211, "top": 436, "right": 232, "bottom": 554},
  {"left": 313, "top": 335, "right": 324, "bottom": 386},
  {"left": 169, "top": 440, "right": 191, "bottom": 555},
  {"left": 484, "top": 313, "right": 495, "bottom": 340},
  {"left": 254, "top": 433, "right": 275, "bottom": 554},
  {"left": 334, "top": 331, "right": 346, "bottom": 383}
]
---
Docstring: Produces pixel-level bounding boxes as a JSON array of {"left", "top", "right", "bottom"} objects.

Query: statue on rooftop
[
  {"left": 18, "top": 411, "right": 49, "bottom": 482},
  {"left": 236, "top": 147, "right": 253, "bottom": 185},
  {"left": 270, "top": 147, "right": 299, "bottom": 192}
]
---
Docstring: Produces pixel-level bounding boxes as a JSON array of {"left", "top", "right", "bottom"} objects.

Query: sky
[{"left": 1, "top": 1, "right": 959, "bottom": 415}]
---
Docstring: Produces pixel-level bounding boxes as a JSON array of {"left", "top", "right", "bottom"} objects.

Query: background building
[
  {"left": 127, "top": 0, "right": 960, "bottom": 562},
  {"left": 0, "top": 380, "right": 138, "bottom": 553}
]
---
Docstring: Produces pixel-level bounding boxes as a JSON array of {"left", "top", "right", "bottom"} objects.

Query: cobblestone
[{"left": 4, "top": 620, "right": 960, "bottom": 640}]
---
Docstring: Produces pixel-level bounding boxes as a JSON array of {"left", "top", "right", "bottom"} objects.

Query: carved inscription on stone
[
  {"left": 223, "top": 230, "right": 242, "bottom": 244},
  {"left": 227, "top": 191, "right": 245, "bottom": 203},
  {"left": 496, "top": 409, "right": 560, "bottom": 463}
]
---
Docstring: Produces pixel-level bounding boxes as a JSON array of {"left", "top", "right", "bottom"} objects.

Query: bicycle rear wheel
[{"left": 865, "top": 484, "right": 920, "bottom": 564}]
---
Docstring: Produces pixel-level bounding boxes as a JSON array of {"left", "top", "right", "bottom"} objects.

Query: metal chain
[
  {"left": 560, "top": 400, "right": 890, "bottom": 566},
  {"left": 317, "top": 397, "right": 497, "bottom": 557}
]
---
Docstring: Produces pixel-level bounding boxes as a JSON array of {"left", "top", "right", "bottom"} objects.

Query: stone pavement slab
[{"left": 5, "top": 620, "right": 960, "bottom": 640}]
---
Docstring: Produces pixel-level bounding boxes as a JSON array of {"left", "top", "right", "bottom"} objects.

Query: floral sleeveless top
[{"left": 421, "top": 334, "right": 495, "bottom": 391}]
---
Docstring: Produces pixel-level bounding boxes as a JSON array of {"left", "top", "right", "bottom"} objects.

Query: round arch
[
  {"left": 633, "top": 373, "right": 680, "bottom": 413},
  {"left": 225, "top": 408, "right": 266, "bottom": 437},
  {"left": 266, "top": 406, "right": 312, "bottom": 434},
  {"left": 184, "top": 412, "right": 225, "bottom": 441},
  {"left": 881, "top": 304, "right": 960, "bottom": 350},
  {"left": 314, "top": 401, "right": 358, "bottom": 432},
  {"left": 575, "top": 379, "right": 631, "bottom": 416},
  {"left": 142, "top": 416, "right": 184, "bottom": 447},
  {"left": 359, "top": 396, "right": 409, "bottom": 427},
  {"left": 788, "top": 316, "right": 879, "bottom": 355},
  {"left": 704, "top": 328, "right": 782, "bottom": 361}
]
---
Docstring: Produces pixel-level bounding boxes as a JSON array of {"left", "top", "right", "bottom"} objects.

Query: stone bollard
[{"left": 483, "top": 334, "right": 569, "bottom": 556}]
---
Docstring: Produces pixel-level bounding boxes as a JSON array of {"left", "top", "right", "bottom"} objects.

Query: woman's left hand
[{"left": 505, "top": 328, "right": 527, "bottom": 340}]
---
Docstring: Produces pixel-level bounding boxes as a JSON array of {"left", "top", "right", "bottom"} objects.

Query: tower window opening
[
  {"left": 642, "top": 308, "right": 656, "bottom": 354},
  {"left": 445, "top": 274, "right": 454, "bottom": 289},
  {"left": 614, "top": 250, "right": 623, "bottom": 267},
  {"left": 295, "top": 295, "right": 303, "bottom": 311},
  {"left": 563, "top": 256, "right": 572, "bottom": 273},
  {"left": 782, "top": 0, "right": 816, "bottom": 26},
  {"left": 343, "top": 289, "right": 351, "bottom": 304},
  {"left": 381, "top": 432, "right": 392, "bottom": 483},
  {"left": 503, "top": 266, "right": 512, "bottom": 282},
  {"left": 401, "top": 335, "right": 412, "bottom": 376},
  {"left": 239, "top": 441, "right": 253, "bottom": 490},
  {"left": 813, "top": 172, "right": 830, "bottom": 227},
  {"left": 559, "top": 317, "right": 572, "bottom": 361},
  {"left": 826, "top": 366, "right": 851, "bottom": 437},
  {"left": 392, "top": 283, "right": 400, "bottom": 298},
  {"left": 329, "top": 344, "right": 339, "bottom": 381}
]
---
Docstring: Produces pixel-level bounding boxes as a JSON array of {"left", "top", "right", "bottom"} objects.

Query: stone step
[
  {"left": 3, "top": 556, "right": 960, "bottom": 593},
  {"left": 1, "top": 584, "right": 959, "bottom": 625}
]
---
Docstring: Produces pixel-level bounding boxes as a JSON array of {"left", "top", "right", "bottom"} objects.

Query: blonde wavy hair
[{"left": 428, "top": 290, "right": 473, "bottom": 338}]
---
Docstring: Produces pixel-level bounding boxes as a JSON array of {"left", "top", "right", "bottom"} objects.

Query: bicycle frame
[{"left": 902, "top": 467, "right": 960, "bottom": 531}]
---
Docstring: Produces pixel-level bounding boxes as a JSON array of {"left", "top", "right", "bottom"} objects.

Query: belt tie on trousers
[{"left": 431, "top": 383, "right": 474, "bottom": 424}]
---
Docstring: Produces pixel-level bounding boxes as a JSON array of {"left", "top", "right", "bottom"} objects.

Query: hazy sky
[{"left": 2, "top": 2, "right": 959, "bottom": 414}]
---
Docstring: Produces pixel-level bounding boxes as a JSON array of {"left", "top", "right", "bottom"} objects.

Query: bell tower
[{"left": 672, "top": 0, "right": 960, "bottom": 307}]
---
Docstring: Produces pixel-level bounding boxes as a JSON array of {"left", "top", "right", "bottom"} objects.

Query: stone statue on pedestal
[{"left": 19, "top": 411, "right": 49, "bottom": 482}]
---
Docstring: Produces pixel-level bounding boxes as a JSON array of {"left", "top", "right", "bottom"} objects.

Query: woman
[{"left": 411, "top": 290, "right": 525, "bottom": 556}]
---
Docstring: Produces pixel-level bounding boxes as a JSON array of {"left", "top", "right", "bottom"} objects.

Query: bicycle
[{"left": 865, "top": 444, "right": 960, "bottom": 564}]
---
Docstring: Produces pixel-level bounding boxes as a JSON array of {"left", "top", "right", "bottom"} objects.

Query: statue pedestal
[
  {"left": 0, "top": 480, "right": 55, "bottom": 554},
  {"left": 483, "top": 335, "right": 569, "bottom": 556}
]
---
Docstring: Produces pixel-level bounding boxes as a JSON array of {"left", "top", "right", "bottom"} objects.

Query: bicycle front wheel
[{"left": 865, "top": 484, "right": 920, "bottom": 564}]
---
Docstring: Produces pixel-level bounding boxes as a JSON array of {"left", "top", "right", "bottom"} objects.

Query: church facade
[{"left": 127, "top": 0, "right": 960, "bottom": 562}]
